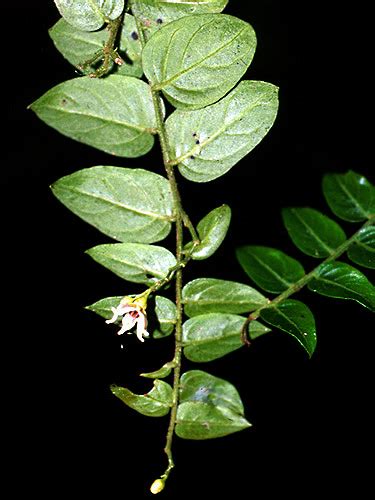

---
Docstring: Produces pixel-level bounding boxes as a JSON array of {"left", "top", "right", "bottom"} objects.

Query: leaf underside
[
  {"left": 143, "top": 14, "right": 257, "bottom": 110},
  {"left": 167, "top": 80, "right": 279, "bottom": 182},
  {"left": 51, "top": 166, "right": 174, "bottom": 243},
  {"left": 30, "top": 75, "right": 157, "bottom": 158}
]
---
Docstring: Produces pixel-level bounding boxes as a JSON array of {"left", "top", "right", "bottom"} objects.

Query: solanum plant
[{"left": 30, "top": 0, "right": 375, "bottom": 494}]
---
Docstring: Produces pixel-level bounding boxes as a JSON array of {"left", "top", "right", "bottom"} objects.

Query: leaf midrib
[
  {"left": 289, "top": 209, "right": 334, "bottom": 254},
  {"left": 337, "top": 176, "right": 370, "bottom": 218},
  {"left": 41, "top": 103, "right": 154, "bottom": 134},
  {"left": 154, "top": 23, "right": 249, "bottom": 89},
  {"left": 245, "top": 251, "right": 292, "bottom": 289},
  {"left": 58, "top": 184, "right": 174, "bottom": 221},
  {"left": 172, "top": 91, "right": 269, "bottom": 165}
]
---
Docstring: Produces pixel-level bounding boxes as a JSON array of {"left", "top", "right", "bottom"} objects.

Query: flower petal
[
  {"left": 136, "top": 314, "right": 147, "bottom": 342},
  {"left": 117, "top": 312, "right": 138, "bottom": 335}
]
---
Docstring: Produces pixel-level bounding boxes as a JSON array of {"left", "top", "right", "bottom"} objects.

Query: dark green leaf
[
  {"left": 54, "top": 0, "right": 124, "bottom": 31},
  {"left": 111, "top": 379, "right": 172, "bottom": 416},
  {"left": 347, "top": 225, "right": 375, "bottom": 269},
  {"left": 153, "top": 296, "right": 177, "bottom": 339},
  {"left": 183, "top": 313, "right": 270, "bottom": 362},
  {"left": 85, "top": 295, "right": 123, "bottom": 320},
  {"left": 49, "top": 15, "right": 143, "bottom": 77},
  {"left": 30, "top": 75, "right": 157, "bottom": 157},
  {"left": 130, "top": 0, "right": 228, "bottom": 39},
  {"left": 236, "top": 246, "right": 305, "bottom": 293},
  {"left": 260, "top": 300, "right": 317, "bottom": 357},
  {"left": 143, "top": 14, "right": 256, "bottom": 110},
  {"left": 176, "top": 370, "right": 251, "bottom": 439},
  {"left": 308, "top": 261, "right": 375, "bottom": 311},
  {"left": 282, "top": 207, "right": 346, "bottom": 258},
  {"left": 184, "top": 205, "right": 231, "bottom": 259},
  {"left": 51, "top": 166, "right": 174, "bottom": 244},
  {"left": 322, "top": 171, "right": 375, "bottom": 222},
  {"left": 86, "top": 243, "right": 177, "bottom": 285},
  {"left": 167, "top": 80, "right": 279, "bottom": 182},
  {"left": 182, "top": 278, "right": 268, "bottom": 317},
  {"left": 140, "top": 361, "right": 175, "bottom": 379}
]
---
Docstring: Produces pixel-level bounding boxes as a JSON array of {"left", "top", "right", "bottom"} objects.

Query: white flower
[{"left": 106, "top": 297, "right": 150, "bottom": 343}]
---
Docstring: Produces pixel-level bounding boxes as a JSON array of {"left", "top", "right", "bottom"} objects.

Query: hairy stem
[
  {"left": 151, "top": 88, "right": 184, "bottom": 481},
  {"left": 243, "top": 215, "right": 375, "bottom": 341},
  {"left": 132, "top": 10, "right": 194, "bottom": 483},
  {"left": 80, "top": 15, "right": 124, "bottom": 77}
]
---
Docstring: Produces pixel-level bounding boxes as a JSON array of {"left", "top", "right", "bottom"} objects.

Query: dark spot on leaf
[
  {"left": 61, "top": 98, "right": 67, "bottom": 105},
  {"left": 156, "top": 18, "right": 163, "bottom": 24},
  {"left": 192, "top": 132, "right": 197, "bottom": 137},
  {"left": 190, "top": 156, "right": 195, "bottom": 160},
  {"left": 131, "top": 31, "right": 139, "bottom": 40},
  {"left": 195, "top": 139, "right": 200, "bottom": 145}
]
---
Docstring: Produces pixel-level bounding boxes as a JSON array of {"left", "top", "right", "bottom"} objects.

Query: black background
[{"left": 4, "top": 1, "right": 374, "bottom": 498}]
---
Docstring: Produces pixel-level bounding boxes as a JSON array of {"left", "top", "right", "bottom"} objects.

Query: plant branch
[
  {"left": 79, "top": 15, "right": 124, "bottom": 78},
  {"left": 132, "top": 11, "right": 197, "bottom": 485},
  {"left": 242, "top": 215, "right": 375, "bottom": 342}
]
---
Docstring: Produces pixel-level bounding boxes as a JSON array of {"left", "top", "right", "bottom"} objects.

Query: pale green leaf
[
  {"left": 140, "top": 361, "right": 175, "bottom": 379},
  {"left": 29, "top": 75, "right": 157, "bottom": 158},
  {"left": 176, "top": 370, "right": 251, "bottom": 439},
  {"left": 85, "top": 295, "right": 123, "bottom": 320},
  {"left": 308, "top": 261, "right": 375, "bottom": 311},
  {"left": 167, "top": 80, "right": 279, "bottom": 182},
  {"left": 54, "top": 0, "right": 124, "bottom": 31},
  {"left": 182, "top": 313, "right": 270, "bottom": 362},
  {"left": 282, "top": 207, "right": 346, "bottom": 258},
  {"left": 260, "top": 300, "right": 317, "bottom": 357},
  {"left": 184, "top": 205, "right": 231, "bottom": 259},
  {"left": 130, "top": 0, "right": 228, "bottom": 39},
  {"left": 51, "top": 166, "right": 174, "bottom": 244},
  {"left": 111, "top": 379, "right": 172, "bottom": 416},
  {"left": 153, "top": 296, "right": 177, "bottom": 338},
  {"left": 49, "top": 15, "right": 143, "bottom": 77},
  {"left": 182, "top": 278, "right": 268, "bottom": 317},
  {"left": 143, "top": 14, "right": 257, "bottom": 110},
  {"left": 86, "top": 243, "right": 177, "bottom": 285},
  {"left": 236, "top": 246, "right": 305, "bottom": 294},
  {"left": 322, "top": 171, "right": 375, "bottom": 222},
  {"left": 347, "top": 225, "right": 375, "bottom": 269}
]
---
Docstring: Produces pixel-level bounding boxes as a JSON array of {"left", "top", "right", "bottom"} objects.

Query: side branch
[{"left": 242, "top": 215, "right": 375, "bottom": 344}]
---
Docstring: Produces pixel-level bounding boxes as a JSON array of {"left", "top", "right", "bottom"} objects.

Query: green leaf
[
  {"left": 176, "top": 370, "right": 251, "bottom": 439},
  {"left": 182, "top": 313, "right": 270, "bottom": 362},
  {"left": 29, "top": 75, "right": 157, "bottom": 158},
  {"left": 184, "top": 205, "right": 231, "bottom": 259},
  {"left": 236, "top": 246, "right": 305, "bottom": 294},
  {"left": 130, "top": 0, "right": 228, "bottom": 39},
  {"left": 282, "top": 207, "right": 346, "bottom": 258},
  {"left": 182, "top": 278, "right": 268, "bottom": 317},
  {"left": 51, "top": 166, "right": 174, "bottom": 244},
  {"left": 54, "top": 0, "right": 124, "bottom": 31},
  {"left": 140, "top": 361, "right": 175, "bottom": 379},
  {"left": 111, "top": 379, "right": 172, "bottom": 417},
  {"left": 49, "top": 16, "right": 143, "bottom": 77},
  {"left": 143, "top": 14, "right": 256, "bottom": 110},
  {"left": 153, "top": 296, "right": 177, "bottom": 339},
  {"left": 322, "top": 171, "right": 375, "bottom": 222},
  {"left": 308, "top": 261, "right": 375, "bottom": 311},
  {"left": 260, "top": 300, "right": 317, "bottom": 357},
  {"left": 85, "top": 295, "right": 123, "bottom": 320},
  {"left": 86, "top": 243, "right": 177, "bottom": 285},
  {"left": 167, "top": 80, "right": 279, "bottom": 182},
  {"left": 347, "top": 225, "right": 375, "bottom": 269}
]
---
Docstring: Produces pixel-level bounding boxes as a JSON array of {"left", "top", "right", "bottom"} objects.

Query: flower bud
[{"left": 150, "top": 478, "right": 165, "bottom": 495}]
